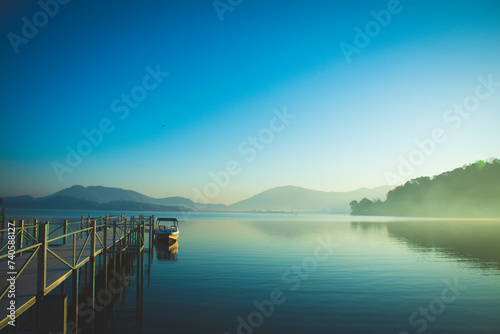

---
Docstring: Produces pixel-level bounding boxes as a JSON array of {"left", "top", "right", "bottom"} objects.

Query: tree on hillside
[{"left": 350, "top": 159, "right": 500, "bottom": 218}]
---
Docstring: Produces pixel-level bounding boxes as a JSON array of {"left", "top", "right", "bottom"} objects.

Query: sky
[{"left": 1, "top": 0, "right": 499, "bottom": 205}]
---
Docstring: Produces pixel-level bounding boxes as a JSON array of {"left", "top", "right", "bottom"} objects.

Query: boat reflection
[{"left": 155, "top": 238, "right": 179, "bottom": 261}]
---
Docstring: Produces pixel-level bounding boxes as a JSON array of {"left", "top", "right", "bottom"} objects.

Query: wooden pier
[{"left": 0, "top": 213, "right": 156, "bottom": 332}]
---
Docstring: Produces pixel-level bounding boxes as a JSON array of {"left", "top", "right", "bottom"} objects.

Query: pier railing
[{"left": 0, "top": 213, "right": 153, "bottom": 330}]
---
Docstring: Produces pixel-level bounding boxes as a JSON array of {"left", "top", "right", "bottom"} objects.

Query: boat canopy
[{"left": 157, "top": 218, "right": 178, "bottom": 222}]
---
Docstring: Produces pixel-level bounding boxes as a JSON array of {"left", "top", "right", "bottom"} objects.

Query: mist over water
[{"left": 6, "top": 210, "right": 499, "bottom": 333}]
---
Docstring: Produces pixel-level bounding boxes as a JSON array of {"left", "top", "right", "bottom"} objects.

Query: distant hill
[
  {"left": 3, "top": 195, "right": 192, "bottom": 212},
  {"left": 350, "top": 159, "right": 500, "bottom": 217},
  {"left": 2, "top": 184, "right": 392, "bottom": 213},
  {"left": 3, "top": 185, "right": 221, "bottom": 212},
  {"left": 44, "top": 185, "right": 225, "bottom": 211},
  {"left": 228, "top": 185, "right": 391, "bottom": 213},
  {"left": 48, "top": 185, "right": 151, "bottom": 203}
]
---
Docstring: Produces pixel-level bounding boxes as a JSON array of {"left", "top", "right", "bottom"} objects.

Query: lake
[{"left": 5, "top": 210, "right": 500, "bottom": 333}]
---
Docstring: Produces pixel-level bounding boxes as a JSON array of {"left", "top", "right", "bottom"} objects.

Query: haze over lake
[{"left": 6, "top": 210, "right": 500, "bottom": 333}]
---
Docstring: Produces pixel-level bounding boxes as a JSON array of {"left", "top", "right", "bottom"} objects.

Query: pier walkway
[{"left": 0, "top": 214, "right": 154, "bottom": 330}]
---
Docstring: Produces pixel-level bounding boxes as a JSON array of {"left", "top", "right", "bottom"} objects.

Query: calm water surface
[{"left": 6, "top": 210, "right": 500, "bottom": 333}]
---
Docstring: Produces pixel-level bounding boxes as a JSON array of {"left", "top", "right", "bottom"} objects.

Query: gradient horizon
[{"left": 1, "top": 0, "right": 500, "bottom": 205}]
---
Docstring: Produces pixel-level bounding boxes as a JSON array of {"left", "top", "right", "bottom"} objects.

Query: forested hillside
[{"left": 350, "top": 159, "right": 500, "bottom": 217}]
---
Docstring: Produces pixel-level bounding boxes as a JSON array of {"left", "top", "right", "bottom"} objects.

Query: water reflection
[
  {"left": 155, "top": 239, "right": 179, "bottom": 261},
  {"left": 351, "top": 220, "right": 500, "bottom": 271},
  {"left": 7, "top": 251, "right": 144, "bottom": 334},
  {"left": 350, "top": 221, "right": 386, "bottom": 232}
]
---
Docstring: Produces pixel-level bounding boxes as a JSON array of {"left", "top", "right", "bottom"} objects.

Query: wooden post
[
  {"left": 88, "top": 218, "right": 96, "bottom": 317},
  {"left": 17, "top": 219, "right": 24, "bottom": 253},
  {"left": 149, "top": 216, "right": 152, "bottom": 246},
  {"left": 152, "top": 215, "right": 155, "bottom": 242},
  {"left": 72, "top": 268, "right": 79, "bottom": 330},
  {"left": 73, "top": 233, "right": 76, "bottom": 267},
  {"left": 141, "top": 215, "right": 144, "bottom": 247},
  {"left": 124, "top": 218, "right": 127, "bottom": 247},
  {"left": 136, "top": 219, "right": 139, "bottom": 249},
  {"left": 112, "top": 234, "right": 116, "bottom": 273},
  {"left": 33, "top": 219, "right": 38, "bottom": 243},
  {"left": 26, "top": 219, "right": 30, "bottom": 244},
  {"left": 147, "top": 217, "right": 152, "bottom": 289},
  {"left": 131, "top": 216, "right": 134, "bottom": 245},
  {"left": 103, "top": 216, "right": 108, "bottom": 293},
  {"left": 37, "top": 222, "right": 48, "bottom": 298},
  {"left": 141, "top": 222, "right": 145, "bottom": 249},
  {"left": 103, "top": 215, "right": 108, "bottom": 253},
  {"left": 63, "top": 219, "right": 68, "bottom": 245},
  {"left": 80, "top": 216, "right": 84, "bottom": 239},
  {"left": 133, "top": 216, "right": 136, "bottom": 244},
  {"left": 90, "top": 219, "right": 96, "bottom": 260},
  {"left": 133, "top": 217, "right": 136, "bottom": 247},
  {"left": 87, "top": 213, "right": 91, "bottom": 237},
  {"left": 26, "top": 219, "right": 31, "bottom": 246},
  {"left": 150, "top": 215, "right": 154, "bottom": 262},
  {"left": 113, "top": 217, "right": 117, "bottom": 250}
]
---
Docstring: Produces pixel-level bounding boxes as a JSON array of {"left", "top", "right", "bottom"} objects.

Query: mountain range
[
  {"left": 228, "top": 185, "right": 391, "bottom": 212},
  {"left": 2, "top": 184, "right": 391, "bottom": 213}
]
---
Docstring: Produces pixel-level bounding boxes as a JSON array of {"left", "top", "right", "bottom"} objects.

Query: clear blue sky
[{"left": 1, "top": 0, "right": 499, "bottom": 204}]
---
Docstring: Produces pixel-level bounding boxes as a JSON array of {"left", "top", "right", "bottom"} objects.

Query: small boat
[{"left": 155, "top": 218, "right": 179, "bottom": 242}]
